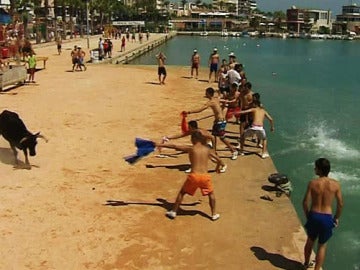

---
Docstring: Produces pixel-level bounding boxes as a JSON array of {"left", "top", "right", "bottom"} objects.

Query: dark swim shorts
[
  {"left": 212, "top": 121, "right": 227, "bottom": 138},
  {"left": 158, "top": 66, "right": 167, "bottom": 76},
  {"left": 305, "top": 211, "right": 335, "bottom": 244}
]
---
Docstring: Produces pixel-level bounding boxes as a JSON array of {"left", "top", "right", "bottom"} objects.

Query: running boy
[
  {"left": 156, "top": 131, "right": 222, "bottom": 221},
  {"left": 186, "top": 87, "right": 238, "bottom": 160}
]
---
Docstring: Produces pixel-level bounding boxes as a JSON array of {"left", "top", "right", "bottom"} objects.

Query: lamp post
[{"left": 86, "top": 0, "right": 90, "bottom": 49}]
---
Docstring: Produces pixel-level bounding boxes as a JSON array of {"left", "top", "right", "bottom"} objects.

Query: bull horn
[
  {"left": 35, "top": 132, "right": 49, "bottom": 143},
  {"left": 19, "top": 136, "right": 28, "bottom": 144}
]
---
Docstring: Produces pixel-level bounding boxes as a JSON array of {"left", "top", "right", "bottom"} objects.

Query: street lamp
[{"left": 86, "top": 0, "right": 90, "bottom": 49}]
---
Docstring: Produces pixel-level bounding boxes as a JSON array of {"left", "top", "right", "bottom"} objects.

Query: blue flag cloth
[{"left": 124, "top": 138, "right": 156, "bottom": 164}]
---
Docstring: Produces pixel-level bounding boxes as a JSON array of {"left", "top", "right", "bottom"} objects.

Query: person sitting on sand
[
  {"left": 238, "top": 99, "right": 274, "bottom": 158},
  {"left": 156, "top": 131, "right": 222, "bottom": 221}
]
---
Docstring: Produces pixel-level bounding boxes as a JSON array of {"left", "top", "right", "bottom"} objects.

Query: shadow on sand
[
  {"left": 0, "top": 147, "right": 38, "bottom": 170},
  {"left": 250, "top": 246, "right": 304, "bottom": 270},
  {"left": 105, "top": 198, "right": 212, "bottom": 220}
]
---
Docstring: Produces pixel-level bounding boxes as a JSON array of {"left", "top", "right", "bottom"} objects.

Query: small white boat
[
  {"left": 221, "top": 29, "right": 229, "bottom": 37},
  {"left": 200, "top": 31, "right": 208, "bottom": 36}
]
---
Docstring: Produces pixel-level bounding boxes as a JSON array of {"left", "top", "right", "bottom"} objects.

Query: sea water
[{"left": 130, "top": 36, "right": 360, "bottom": 270}]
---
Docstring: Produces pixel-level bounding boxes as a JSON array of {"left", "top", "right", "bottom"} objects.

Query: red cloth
[{"left": 181, "top": 111, "right": 189, "bottom": 133}]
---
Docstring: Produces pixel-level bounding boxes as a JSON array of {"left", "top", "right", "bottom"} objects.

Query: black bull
[{"left": 0, "top": 110, "right": 48, "bottom": 165}]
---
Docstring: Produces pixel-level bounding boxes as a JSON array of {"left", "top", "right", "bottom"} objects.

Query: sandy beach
[{"left": 0, "top": 35, "right": 309, "bottom": 269}]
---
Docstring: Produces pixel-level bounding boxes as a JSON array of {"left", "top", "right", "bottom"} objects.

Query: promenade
[{"left": 0, "top": 34, "right": 311, "bottom": 269}]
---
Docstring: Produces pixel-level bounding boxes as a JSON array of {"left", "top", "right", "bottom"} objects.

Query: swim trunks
[
  {"left": 305, "top": 211, "right": 335, "bottom": 244},
  {"left": 192, "top": 63, "right": 199, "bottom": 69},
  {"left": 239, "top": 113, "right": 248, "bottom": 123},
  {"left": 212, "top": 120, "right": 227, "bottom": 138},
  {"left": 158, "top": 66, "right": 167, "bottom": 76},
  {"left": 183, "top": 173, "right": 213, "bottom": 196},
  {"left": 210, "top": 63, "right": 218, "bottom": 72},
  {"left": 226, "top": 107, "right": 241, "bottom": 120},
  {"left": 243, "top": 125, "right": 266, "bottom": 140}
]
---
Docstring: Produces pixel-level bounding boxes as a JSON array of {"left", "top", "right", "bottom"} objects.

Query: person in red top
[{"left": 121, "top": 36, "right": 126, "bottom": 52}]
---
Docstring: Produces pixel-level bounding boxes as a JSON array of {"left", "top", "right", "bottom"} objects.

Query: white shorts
[{"left": 244, "top": 125, "right": 266, "bottom": 140}]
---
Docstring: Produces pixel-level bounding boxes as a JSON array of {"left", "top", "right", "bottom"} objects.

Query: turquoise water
[{"left": 131, "top": 36, "right": 360, "bottom": 270}]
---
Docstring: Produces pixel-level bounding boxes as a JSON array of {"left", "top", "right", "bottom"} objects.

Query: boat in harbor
[
  {"left": 221, "top": 29, "right": 229, "bottom": 37},
  {"left": 199, "top": 31, "right": 209, "bottom": 36}
]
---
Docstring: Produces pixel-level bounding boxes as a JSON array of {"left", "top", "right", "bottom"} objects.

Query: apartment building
[
  {"left": 287, "top": 6, "right": 332, "bottom": 33},
  {"left": 335, "top": 3, "right": 360, "bottom": 33}
]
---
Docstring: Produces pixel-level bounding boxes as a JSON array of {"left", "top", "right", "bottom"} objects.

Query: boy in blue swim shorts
[{"left": 302, "top": 158, "right": 344, "bottom": 270}]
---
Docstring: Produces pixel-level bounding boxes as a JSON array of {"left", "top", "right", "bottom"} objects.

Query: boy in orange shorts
[{"left": 156, "top": 131, "right": 223, "bottom": 221}]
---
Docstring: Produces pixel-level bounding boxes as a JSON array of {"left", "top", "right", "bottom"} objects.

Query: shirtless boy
[
  {"left": 208, "top": 48, "right": 220, "bottom": 83},
  {"left": 239, "top": 82, "right": 254, "bottom": 136},
  {"left": 156, "top": 52, "right": 167, "bottom": 85},
  {"left": 221, "top": 82, "right": 241, "bottom": 122},
  {"left": 302, "top": 158, "right": 344, "bottom": 270},
  {"left": 191, "top": 49, "right": 200, "bottom": 79},
  {"left": 238, "top": 99, "right": 274, "bottom": 158},
  {"left": 186, "top": 87, "right": 238, "bottom": 160},
  {"left": 163, "top": 120, "right": 227, "bottom": 173},
  {"left": 156, "top": 131, "right": 222, "bottom": 221}
]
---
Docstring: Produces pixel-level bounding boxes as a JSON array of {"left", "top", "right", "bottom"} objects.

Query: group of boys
[
  {"left": 70, "top": 45, "right": 87, "bottom": 72},
  {"left": 155, "top": 48, "right": 343, "bottom": 270},
  {"left": 156, "top": 50, "right": 275, "bottom": 222}
]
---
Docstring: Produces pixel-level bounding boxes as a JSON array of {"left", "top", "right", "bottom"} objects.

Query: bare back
[
  {"left": 189, "top": 143, "right": 211, "bottom": 174},
  {"left": 157, "top": 57, "right": 165, "bottom": 67},
  {"left": 308, "top": 177, "right": 341, "bottom": 214}
]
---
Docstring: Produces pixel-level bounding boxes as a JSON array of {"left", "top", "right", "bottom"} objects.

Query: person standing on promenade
[
  {"left": 98, "top": 38, "right": 104, "bottom": 60},
  {"left": 71, "top": 45, "right": 79, "bottom": 71},
  {"left": 56, "top": 37, "right": 62, "bottom": 55},
  {"left": 186, "top": 87, "right": 238, "bottom": 160},
  {"left": 218, "top": 59, "right": 230, "bottom": 96},
  {"left": 27, "top": 50, "right": 36, "bottom": 83},
  {"left": 237, "top": 98, "right": 274, "bottom": 158},
  {"left": 226, "top": 63, "right": 242, "bottom": 86},
  {"left": 162, "top": 120, "right": 227, "bottom": 173},
  {"left": 239, "top": 81, "right": 254, "bottom": 137},
  {"left": 208, "top": 48, "right": 220, "bottom": 83},
  {"left": 190, "top": 49, "right": 200, "bottom": 79},
  {"left": 121, "top": 36, "right": 126, "bottom": 52},
  {"left": 77, "top": 46, "right": 87, "bottom": 71},
  {"left": 228, "top": 52, "right": 238, "bottom": 69},
  {"left": 156, "top": 52, "right": 167, "bottom": 85},
  {"left": 302, "top": 158, "right": 344, "bottom": 270},
  {"left": 156, "top": 131, "right": 222, "bottom": 221}
]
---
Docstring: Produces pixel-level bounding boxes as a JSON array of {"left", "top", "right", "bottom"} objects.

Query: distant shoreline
[{"left": 176, "top": 30, "right": 360, "bottom": 40}]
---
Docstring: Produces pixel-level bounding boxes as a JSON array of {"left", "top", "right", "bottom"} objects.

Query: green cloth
[{"left": 28, "top": 55, "right": 36, "bottom": 68}]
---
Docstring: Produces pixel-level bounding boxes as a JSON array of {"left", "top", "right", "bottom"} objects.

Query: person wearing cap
[
  {"left": 208, "top": 48, "right": 220, "bottom": 83},
  {"left": 228, "top": 52, "right": 238, "bottom": 69},
  {"left": 190, "top": 49, "right": 200, "bottom": 79},
  {"left": 226, "top": 63, "right": 242, "bottom": 86}
]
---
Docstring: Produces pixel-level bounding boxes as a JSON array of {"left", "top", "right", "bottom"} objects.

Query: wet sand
[{"left": 0, "top": 35, "right": 309, "bottom": 269}]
